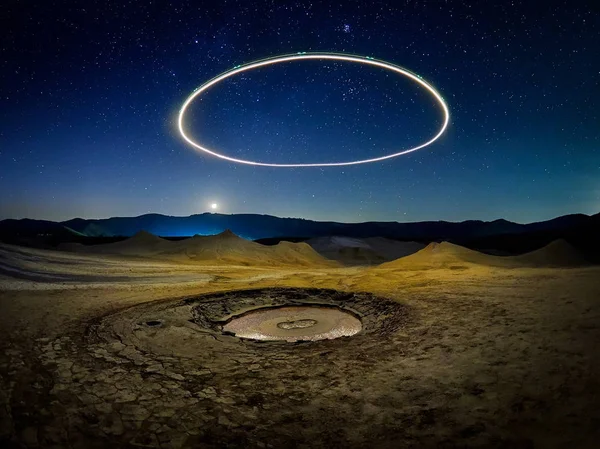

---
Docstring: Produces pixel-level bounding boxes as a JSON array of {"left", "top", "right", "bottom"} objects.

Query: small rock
[
  {"left": 218, "top": 414, "right": 238, "bottom": 427},
  {"left": 166, "top": 372, "right": 185, "bottom": 381}
]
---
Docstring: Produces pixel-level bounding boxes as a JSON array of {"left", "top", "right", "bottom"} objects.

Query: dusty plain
[{"left": 1, "top": 241, "right": 599, "bottom": 448}]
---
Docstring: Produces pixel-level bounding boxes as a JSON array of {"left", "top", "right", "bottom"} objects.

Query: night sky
[{"left": 1, "top": 1, "right": 598, "bottom": 224}]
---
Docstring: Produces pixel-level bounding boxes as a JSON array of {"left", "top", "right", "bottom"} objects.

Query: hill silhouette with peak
[
  {"left": 377, "top": 239, "right": 589, "bottom": 270},
  {"left": 305, "top": 236, "right": 426, "bottom": 265},
  {"left": 1, "top": 211, "right": 599, "bottom": 261},
  {"left": 58, "top": 229, "right": 336, "bottom": 267}
]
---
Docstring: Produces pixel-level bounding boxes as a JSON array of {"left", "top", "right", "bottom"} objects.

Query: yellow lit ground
[{"left": 1, "top": 242, "right": 599, "bottom": 448}]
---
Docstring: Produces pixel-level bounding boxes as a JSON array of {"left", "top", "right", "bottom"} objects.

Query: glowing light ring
[{"left": 178, "top": 52, "right": 450, "bottom": 167}]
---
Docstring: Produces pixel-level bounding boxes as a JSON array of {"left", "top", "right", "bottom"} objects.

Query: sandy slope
[
  {"left": 62, "top": 230, "right": 337, "bottom": 267},
  {"left": 163, "top": 230, "right": 336, "bottom": 267},
  {"left": 377, "top": 239, "right": 588, "bottom": 270},
  {"left": 513, "top": 238, "right": 588, "bottom": 267},
  {"left": 307, "top": 235, "right": 425, "bottom": 265}
]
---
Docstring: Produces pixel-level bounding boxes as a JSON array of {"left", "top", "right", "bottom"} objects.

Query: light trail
[{"left": 178, "top": 52, "right": 450, "bottom": 167}]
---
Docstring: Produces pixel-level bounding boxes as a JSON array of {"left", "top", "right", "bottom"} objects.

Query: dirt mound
[
  {"left": 64, "top": 230, "right": 334, "bottom": 267},
  {"left": 213, "top": 229, "right": 237, "bottom": 239},
  {"left": 363, "top": 237, "right": 426, "bottom": 260},
  {"left": 165, "top": 231, "right": 261, "bottom": 262},
  {"left": 307, "top": 236, "right": 371, "bottom": 251},
  {"left": 513, "top": 239, "right": 587, "bottom": 267},
  {"left": 88, "top": 230, "right": 171, "bottom": 256},
  {"left": 376, "top": 241, "right": 504, "bottom": 270},
  {"left": 377, "top": 239, "right": 589, "bottom": 270},
  {"left": 270, "top": 241, "right": 335, "bottom": 266},
  {"left": 307, "top": 236, "right": 424, "bottom": 265},
  {"left": 160, "top": 231, "right": 336, "bottom": 267}
]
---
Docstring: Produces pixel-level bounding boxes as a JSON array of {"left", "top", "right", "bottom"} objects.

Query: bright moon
[{"left": 210, "top": 203, "right": 218, "bottom": 210}]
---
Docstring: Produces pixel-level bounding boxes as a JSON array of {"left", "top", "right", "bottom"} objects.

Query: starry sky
[{"left": 1, "top": 0, "right": 598, "bottom": 224}]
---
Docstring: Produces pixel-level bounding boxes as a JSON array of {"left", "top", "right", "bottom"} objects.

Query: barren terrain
[{"left": 1, "top": 240, "right": 599, "bottom": 448}]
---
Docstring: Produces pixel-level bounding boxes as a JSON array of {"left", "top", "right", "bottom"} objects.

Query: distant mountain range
[{"left": 1, "top": 212, "right": 599, "bottom": 260}]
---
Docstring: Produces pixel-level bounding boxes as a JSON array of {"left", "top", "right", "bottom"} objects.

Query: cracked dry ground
[{"left": 1, "top": 263, "right": 600, "bottom": 448}]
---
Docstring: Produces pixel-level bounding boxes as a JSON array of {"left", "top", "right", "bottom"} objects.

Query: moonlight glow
[{"left": 178, "top": 52, "right": 450, "bottom": 167}]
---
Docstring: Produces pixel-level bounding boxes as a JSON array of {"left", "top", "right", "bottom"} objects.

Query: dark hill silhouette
[
  {"left": 51, "top": 212, "right": 593, "bottom": 241},
  {"left": 0, "top": 212, "right": 598, "bottom": 261}
]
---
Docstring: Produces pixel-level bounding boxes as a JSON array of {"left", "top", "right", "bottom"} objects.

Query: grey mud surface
[
  {"left": 1, "top": 288, "right": 413, "bottom": 448},
  {"left": 2, "top": 272, "right": 600, "bottom": 449},
  {"left": 221, "top": 305, "right": 361, "bottom": 341}
]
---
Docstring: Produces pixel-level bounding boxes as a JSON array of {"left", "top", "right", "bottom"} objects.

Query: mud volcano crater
[
  {"left": 189, "top": 288, "right": 407, "bottom": 344},
  {"left": 75, "top": 288, "right": 411, "bottom": 446},
  {"left": 222, "top": 305, "right": 362, "bottom": 342},
  {"left": 84, "top": 287, "right": 412, "bottom": 388},
  {"left": 90, "top": 288, "right": 409, "bottom": 361}
]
